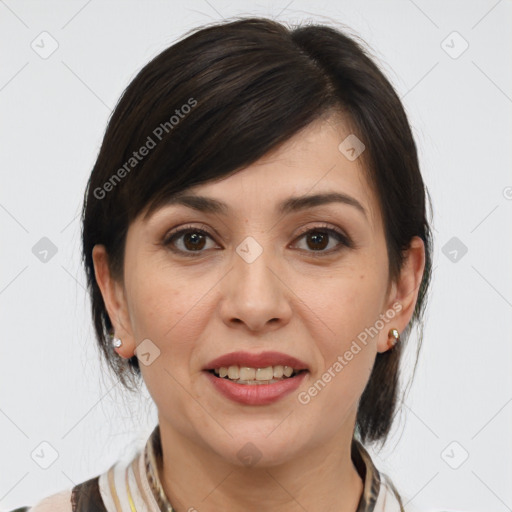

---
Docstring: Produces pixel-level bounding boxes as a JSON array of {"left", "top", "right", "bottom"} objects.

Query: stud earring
[
  {"left": 388, "top": 328, "right": 400, "bottom": 350},
  {"left": 112, "top": 335, "right": 122, "bottom": 349}
]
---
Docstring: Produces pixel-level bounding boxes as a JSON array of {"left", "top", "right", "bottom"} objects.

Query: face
[{"left": 94, "top": 115, "right": 423, "bottom": 467}]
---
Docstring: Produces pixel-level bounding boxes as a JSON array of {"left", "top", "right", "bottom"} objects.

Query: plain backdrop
[{"left": 1, "top": 1, "right": 511, "bottom": 511}]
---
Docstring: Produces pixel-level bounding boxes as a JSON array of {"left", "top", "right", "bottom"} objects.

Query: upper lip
[{"left": 204, "top": 351, "right": 309, "bottom": 371}]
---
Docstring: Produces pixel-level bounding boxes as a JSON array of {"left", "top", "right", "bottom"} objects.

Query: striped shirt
[{"left": 12, "top": 424, "right": 423, "bottom": 512}]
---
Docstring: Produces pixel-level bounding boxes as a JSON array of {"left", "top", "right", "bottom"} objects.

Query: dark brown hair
[{"left": 81, "top": 17, "right": 433, "bottom": 445}]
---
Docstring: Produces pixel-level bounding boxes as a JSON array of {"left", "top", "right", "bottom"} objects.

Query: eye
[
  {"left": 291, "top": 225, "right": 351, "bottom": 255},
  {"left": 163, "top": 225, "right": 219, "bottom": 255},
  {"left": 162, "top": 223, "right": 352, "bottom": 257}
]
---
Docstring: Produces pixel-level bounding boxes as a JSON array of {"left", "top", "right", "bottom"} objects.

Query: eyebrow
[{"left": 162, "top": 191, "right": 367, "bottom": 219}]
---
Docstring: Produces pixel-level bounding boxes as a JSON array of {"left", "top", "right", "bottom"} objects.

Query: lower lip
[{"left": 204, "top": 370, "right": 308, "bottom": 405}]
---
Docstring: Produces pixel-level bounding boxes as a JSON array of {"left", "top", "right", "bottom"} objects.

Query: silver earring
[{"left": 112, "top": 336, "right": 122, "bottom": 348}]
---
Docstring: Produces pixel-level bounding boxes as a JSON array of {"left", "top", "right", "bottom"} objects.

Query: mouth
[
  {"left": 202, "top": 351, "right": 309, "bottom": 404},
  {"left": 206, "top": 365, "right": 308, "bottom": 385},
  {"left": 203, "top": 350, "right": 310, "bottom": 385}
]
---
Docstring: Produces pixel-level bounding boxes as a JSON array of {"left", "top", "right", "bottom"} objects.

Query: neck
[{"left": 156, "top": 418, "right": 364, "bottom": 512}]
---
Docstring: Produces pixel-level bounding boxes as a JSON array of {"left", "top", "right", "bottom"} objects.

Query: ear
[
  {"left": 377, "top": 236, "right": 426, "bottom": 354},
  {"left": 92, "top": 244, "right": 136, "bottom": 359}
]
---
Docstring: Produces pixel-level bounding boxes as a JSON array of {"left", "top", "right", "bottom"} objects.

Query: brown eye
[
  {"left": 293, "top": 227, "right": 351, "bottom": 255},
  {"left": 305, "top": 231, "right": 329, "bottom": 251},
  {"left": 164, "top": 227, "right": 218, "bottom": 255},
  {"left": 182, "top": 232, "right": 207, "bottom": 251}
]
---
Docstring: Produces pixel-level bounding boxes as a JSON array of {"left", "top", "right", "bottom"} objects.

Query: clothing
[{"left": 12, "top": 424, "right": 419, "bottom": 512}]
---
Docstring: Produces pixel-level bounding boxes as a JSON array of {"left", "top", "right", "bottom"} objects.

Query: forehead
[
  {"left": 138, "top": 115, "right": 382, "bottom": 237},
  {"left": 154, "top": 116, "right": 379, "bottom": 228}
]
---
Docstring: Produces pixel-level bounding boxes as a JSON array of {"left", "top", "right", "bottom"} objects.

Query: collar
[
  {"left": 351, "top": 437, "right": 382, "bottom": 511},
  {"left": 144, "top": 425, "right": 385, "bottom": 512}
]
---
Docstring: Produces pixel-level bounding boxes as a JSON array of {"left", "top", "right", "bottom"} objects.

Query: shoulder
[
  {"left": 10, "top": 474, "right": 105, "bottom": 512},
  {"left": 377, "top": 472, "right": 446, "bottom": 512},
  {"left": 12, "top": 488, "right": 73, "bottom": 512},
  {"left": 11, "top": 427, "right": 159, "bottom": 512},
  {"left": 352, "top": 439, "right": 430, "bottom": 512}
]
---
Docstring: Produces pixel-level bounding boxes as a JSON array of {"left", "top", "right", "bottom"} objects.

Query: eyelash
[{"left": 162, "top": 223, "right": 352, "bottom": 258}]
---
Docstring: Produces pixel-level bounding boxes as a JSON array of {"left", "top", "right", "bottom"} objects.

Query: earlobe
[
  {"left": 377, "top": 236, "right": 426, "bottom": 354},
  {"left": 91, "top": 245, "right": 135, "bottom": 358}
]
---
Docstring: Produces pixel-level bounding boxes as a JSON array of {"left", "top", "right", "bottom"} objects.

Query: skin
[{"left": 93, "top": 114, "right": 425, "bottom": 512}]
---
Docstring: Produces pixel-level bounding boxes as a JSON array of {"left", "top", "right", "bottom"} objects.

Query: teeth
[
  {"left": 283, "top": 366, "right": 293, "bottom": 377},
  {"left": 256, "top": 367, "right": 273, "bottom": 380},
  {"left": 227, "top": 366, "right": 239, "bottom": 379},
  {"left": 273, "top": 365, "right": 284, "bottom": 378},
  {"left": 239, "top": 367, "right": 256, "bottom": 380},
  {"left": 213, "top": 365, "right": 300, "bottom": 382},
  {"left": 236, "top": 379, "right": 284, "bottom": 385}
]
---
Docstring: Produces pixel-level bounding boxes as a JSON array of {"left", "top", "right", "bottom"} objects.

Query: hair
[{"left": 81, "top": 17, "right": 433, "bottom": 446}]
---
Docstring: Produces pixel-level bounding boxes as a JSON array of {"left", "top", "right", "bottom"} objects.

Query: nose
[{"left": 219, "top": 240, "right": 292, "bottom": 333}]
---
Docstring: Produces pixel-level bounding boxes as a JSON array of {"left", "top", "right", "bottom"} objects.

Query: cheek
[
  {"left": 294, "top": 261, "right": 385, "bottom": 354},
  {"left": 126, "top": 266, "right": 216, "bottom": 420},
  {"left": 126, "top": 254, "right": 188, "bottom": 331},
  {"left": 292, "top": 258, "right": 385, "bottom": 409},
  {"left": 296, "top": 272, "right": 381, "bottom": 430},
  {"left": 125, "top": 263, "right": 217, "bottom": 364}
]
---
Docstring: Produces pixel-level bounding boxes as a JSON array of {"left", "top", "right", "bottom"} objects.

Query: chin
[{"left": 207, "top": 430, "right": 304, "bottom": 469}]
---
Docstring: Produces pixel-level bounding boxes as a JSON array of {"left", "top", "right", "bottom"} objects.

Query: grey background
[{"left": 1, "top": 1, "right": 511, "bottom": 510}]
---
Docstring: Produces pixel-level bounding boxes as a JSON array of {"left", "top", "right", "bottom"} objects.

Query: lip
[
  {"left": 203, "top": 351, "right": 309, "bottom": 371},
  {"left": 204, "top": 370, "right": 308, "bottom": 405}
]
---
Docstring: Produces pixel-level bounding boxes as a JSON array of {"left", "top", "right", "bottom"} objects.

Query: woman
[{"left": 13, "top": 16, "right": 433, "bottom": 512}]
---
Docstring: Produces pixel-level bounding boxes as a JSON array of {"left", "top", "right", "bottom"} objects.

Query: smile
[
  {"left": 204, "top": 367, "right": 308, "bottom": 405},
  {"left": 210, "top": 364, "right": 304, "bottom": 384}
]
